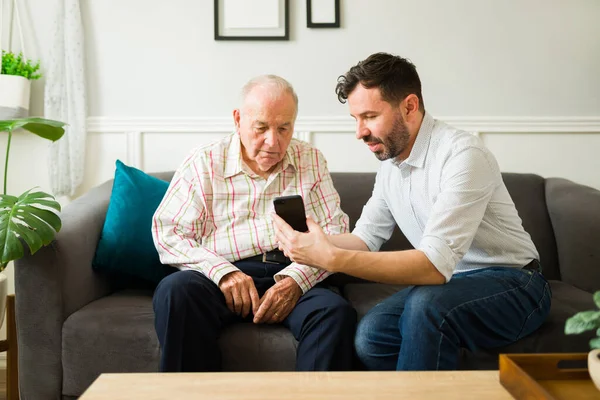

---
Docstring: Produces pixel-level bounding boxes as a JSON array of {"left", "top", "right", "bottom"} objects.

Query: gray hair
[{"left": 241, "top": 75, "right": 298, "bottom": 113}]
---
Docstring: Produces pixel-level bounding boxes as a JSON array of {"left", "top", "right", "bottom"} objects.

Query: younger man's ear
[{"left": 404, "top": 94, "right": 420, "bottom": 115}]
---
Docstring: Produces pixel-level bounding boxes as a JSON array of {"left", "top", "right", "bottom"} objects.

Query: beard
[{"left": 363, "top": 113, "right": 410, "bottom": 161}]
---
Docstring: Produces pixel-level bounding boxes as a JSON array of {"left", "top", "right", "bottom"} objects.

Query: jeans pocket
[{"left": 516, "top": 280, "right": 552, "bottom": 340}]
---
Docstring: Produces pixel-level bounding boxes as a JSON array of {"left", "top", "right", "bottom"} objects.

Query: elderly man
[
  {"left": 151, "top": 75, "right": 355, "bottom": 372},
  {"left": 273, "top": 53, "right": 551, "bottom": 371}
]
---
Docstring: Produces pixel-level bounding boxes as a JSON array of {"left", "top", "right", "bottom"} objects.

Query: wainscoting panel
[
  {"left": 482, "top": 132, "right": 600, "bottom": 189},
  {"left": 79, "top": 132, "right": 128, "bottom": 195},
  {"left": 83, "top": 117, "right": 600, "bottom": 195},
  {"left": 143, "top": 132, "right": 230, "bottom": 173},
  {"left": 312, "top": 132, "right": 381, "bottom": 172}
]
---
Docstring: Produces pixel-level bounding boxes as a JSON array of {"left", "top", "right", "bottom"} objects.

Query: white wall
[
  {"left": 80, "top": 0, "right": 600, "bottom": 117},
  {"left": 2, "top": 0, "right": 598, "bottom": 192},
  {"left": 0, "top": 0, "right": 599, "bottom": 323}
]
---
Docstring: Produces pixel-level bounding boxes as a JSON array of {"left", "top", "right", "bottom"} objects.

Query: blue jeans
[{"left": 354, "top": 266, "right": 552, "bottom": 370}]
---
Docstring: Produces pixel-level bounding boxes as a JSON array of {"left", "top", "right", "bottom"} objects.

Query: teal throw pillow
[{"left": 92, "top": 160, "right": 176, "bottom": 286}]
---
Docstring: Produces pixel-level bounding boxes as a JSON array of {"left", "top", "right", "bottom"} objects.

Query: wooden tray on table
[{"left": 499, "top": 353, "right": 600, "bottom": 399}]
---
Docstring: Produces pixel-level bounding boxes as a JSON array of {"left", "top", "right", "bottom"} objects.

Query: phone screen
[{"left": 273, "top": 195, "right": 309, "bottom": 232}]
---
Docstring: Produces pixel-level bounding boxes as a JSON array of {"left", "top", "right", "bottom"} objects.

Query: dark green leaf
[
  {"left": 0, "top": 195, "right": 18, "bottom": 210},
  {"left": 565, "top": 311, "right": 600, "bottom": 334},
  {"left": 21, "top": 122, "right": 65, "bottom": 141},
  {"left": 0, "top": 226, "right": 24, "bottom": 264},
  {"left": 590, "top": 338, "right": 600, "bottom": 350},
  {"left": 14, "top": 212, "right": 56, "bottom": 246},
  {"left": 22, "top": 207, "right": 62, "bottom": 232},
  {"left": 18, "top": 191, "right": 62, "bottom": 211},
  {"left": 594, "top": 291, "right": 600, "bottom": 309},
  {"left": 10, "top": 223, "right": 43, "bottom": 255},
  {"left": 26, "top": 199, "right": 61, "bottom": 212},
  {"left": 0, "top": 190, "right": 61, "bottom": 264},
  {"left": 0, "top": 118, "right": 66, "bottom": 141}
]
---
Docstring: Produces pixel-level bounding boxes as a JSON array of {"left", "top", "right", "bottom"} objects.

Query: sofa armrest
[
  {"left": 14, "top": 180, "right": 114, "bottom": 399},
  {"left": 546, "top": 177, "right": 600, "bottom": 293}
]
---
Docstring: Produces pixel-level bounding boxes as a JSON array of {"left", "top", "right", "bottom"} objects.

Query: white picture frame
[{"left": 214, "top": 0, "right": 289, "bottom": 41}]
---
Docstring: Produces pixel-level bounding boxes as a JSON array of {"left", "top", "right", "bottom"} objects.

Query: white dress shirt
[{"left": 352, "top": 113, "right": 539, "bottom": 281}]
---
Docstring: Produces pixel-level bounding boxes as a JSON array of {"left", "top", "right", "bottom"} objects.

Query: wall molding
[
  {"left": 86, "top": 116, "right": 600, "bottom": 170},
  {"left": 87, "top": 116, "right": 600, "bottom": 135}
]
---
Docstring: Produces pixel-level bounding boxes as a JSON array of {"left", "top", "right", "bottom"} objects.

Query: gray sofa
[{"left": 15, "top": 172, "right": 600, "bottom": 399}]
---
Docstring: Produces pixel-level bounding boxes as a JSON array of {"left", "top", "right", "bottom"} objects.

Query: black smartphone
[{"left": 273, "top": 195, "right": 309, "bottom": 232}]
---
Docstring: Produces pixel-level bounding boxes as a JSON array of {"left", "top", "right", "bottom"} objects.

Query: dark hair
[{"left": 335, "top": 52, "right": 425, "bottom": 111}]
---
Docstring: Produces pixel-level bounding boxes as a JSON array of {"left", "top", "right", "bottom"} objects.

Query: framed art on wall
[
  {"left": 307, "top": 0, "right": 340, "bottom": 28},
  {"left": 214, "top": 0, "right": 289, "bottom": 41}
]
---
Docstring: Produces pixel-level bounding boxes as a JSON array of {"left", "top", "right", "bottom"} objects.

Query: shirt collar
[
  {"left": 281, "top": 143, "right": 297, "bottom": 173},
  {"left": 224, "top": 134, "right": 243, "bottom": 178},
  {"left": 224, "top": 133, "right": 297, "bottom": 179},
  {"left": 396, "top": 112, "right": 434, "bottom": 169}
]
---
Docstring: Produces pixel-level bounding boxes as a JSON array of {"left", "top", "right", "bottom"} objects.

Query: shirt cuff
[
  {"left": 204, "top": 262, "right": 240, "bottom": 286},
  {"left": 274, "top": 264, "right": 330, "bottom": 294},
  {"left": 350, "top": 229, "right": 379, "bottom": 252},
  {"left": 418, "top": 235, "right": 459, "bottom": 282}
]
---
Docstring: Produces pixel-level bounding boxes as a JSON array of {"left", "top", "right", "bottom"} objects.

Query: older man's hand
[
  {"left": 272, "top": 214, "right": 336, "bottom": 270},
  {"left": 253, "top": 277, "right": 302, "bottom": 324},
  {"left": 219, "top": 271, "right": 260, "bottom": 318}
]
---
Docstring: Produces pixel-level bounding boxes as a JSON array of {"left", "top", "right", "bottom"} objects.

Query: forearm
[
  {"left": 329, "top": 248, "right": 446, "bottom": 285},
  {"left": 329, "top": 233, "right": 370, "bottom": 251}
]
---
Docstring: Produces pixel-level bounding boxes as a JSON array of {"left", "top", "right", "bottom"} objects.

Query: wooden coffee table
[{"left": 79, "top": 370, "right": 512, "bottom": 399}]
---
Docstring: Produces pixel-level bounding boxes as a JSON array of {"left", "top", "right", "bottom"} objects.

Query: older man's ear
[{"left": 232, "top": 109, "right": 241, "bottom": 130}]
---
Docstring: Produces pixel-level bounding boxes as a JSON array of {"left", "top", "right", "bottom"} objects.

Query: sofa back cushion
[
  {"left": 153, "top": 171, "right": 560, "bottom": 280},
  {"left": 332, "top": 172, "right": 560, "bottom": 280},
  {"left": 93, "top": 162, "right": 177, "bottom": 287},
  {"left": 330, "top": 173, "right": 413, "bottom": 252},
  {"left": 546, "top": 178, "right": 600, "bottom": 292},
  {"left": 501, "top": 173, "right": 560, "bottom": 280}
]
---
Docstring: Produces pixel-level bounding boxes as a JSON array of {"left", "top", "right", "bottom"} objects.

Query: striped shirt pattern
[
  {"left": 152, "top": 133, "right": 349, "bottom": 293},
  {"left": 352, "top": 113, "right": 539, "bottom": 281}
]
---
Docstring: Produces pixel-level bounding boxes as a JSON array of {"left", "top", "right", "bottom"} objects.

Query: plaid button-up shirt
[{"left": 152, "top": 133, "right": 349, "bottom": 293}]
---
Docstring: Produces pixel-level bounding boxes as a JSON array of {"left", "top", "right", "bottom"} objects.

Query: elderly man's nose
[{"left": 264, "top": 129, "right": 277, "bottom": 146}]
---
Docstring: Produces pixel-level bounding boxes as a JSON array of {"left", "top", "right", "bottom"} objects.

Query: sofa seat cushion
[
  {"left": 344, "top": 281, "right": 595, "bottom": 370},
  {"left": 343, "top": 283, "right": 408, "bottom": 321},
  {"left": 461, "top": 280, "right": 596, "bottom": 369},
  {"left": 62, "top": 290, "right": 160, "bottom": 396},
  {"left": 220, "top": 324, "right": 297, "bottom": 371},
  {"left": 62, "top": 289, "right": 299, "bottom": 396}
]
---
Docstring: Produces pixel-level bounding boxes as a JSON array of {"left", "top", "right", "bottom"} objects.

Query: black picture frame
[
  {"left": 307, "top": 0, "right": 340, "bottom": 28},
  {"left": 214, "top": 0, "right": 290, "bottom": 41}
]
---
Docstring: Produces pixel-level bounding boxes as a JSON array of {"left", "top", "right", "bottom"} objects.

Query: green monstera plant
[
  {"left": 0, "top": 118, "right": 66, "bottom": 271},
  {"left": 565, "top": 290, "right": 600, "bottom": 349}
]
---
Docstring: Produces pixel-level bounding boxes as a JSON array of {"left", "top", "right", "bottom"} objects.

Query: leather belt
[
  {"left": 523, "top": 259, "right": 542, "bottom": 273},
  {"left": 246, "top": 250, "right": 291, "bottom": 265}
]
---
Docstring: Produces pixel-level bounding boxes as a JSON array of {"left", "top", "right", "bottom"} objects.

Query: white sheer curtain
[{"left": 44, "top": 0, "right": 86, "bottom": 196}]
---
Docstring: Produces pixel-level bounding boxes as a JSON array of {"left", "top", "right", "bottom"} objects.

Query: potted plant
[
  {"left": 565, "top": 290, "right": 600, "bottom": 390},
  {"left": 0, "top": 117, "right": 65, "bottom": 326},
  {"left": 0, "top": 50, "right": 42, "bottom": 119}
]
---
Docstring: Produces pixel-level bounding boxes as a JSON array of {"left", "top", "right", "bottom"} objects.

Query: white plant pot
[
  {"left": 0, "top": 74, "right": 31, "bottom": 119},
  {"left": 0, "top": 273, "right": 6, "bottom": 329},
  {"left": 588, "top": 349, "right": 600, "bottom": 391}
]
